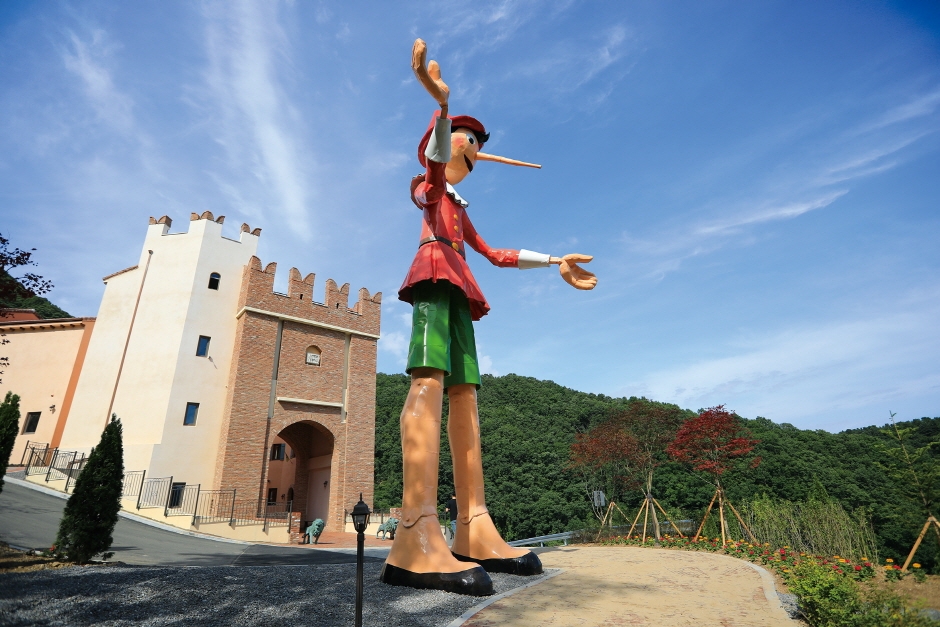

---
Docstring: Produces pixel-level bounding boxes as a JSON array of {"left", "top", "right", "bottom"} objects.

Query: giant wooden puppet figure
[{"left": 380, "top": 40, "right": 597, "bottom": 596}]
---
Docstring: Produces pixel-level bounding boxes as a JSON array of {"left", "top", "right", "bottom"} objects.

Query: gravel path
[{"left": 0, "top": 564, "right": 557, "bottom": 627}]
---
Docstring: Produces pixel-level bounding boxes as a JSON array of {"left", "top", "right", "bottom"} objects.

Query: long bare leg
[
  {"left": 384, "top": 370, "right": 478, "bottom": 576},
  {"left": 448, "top": 383, "right": 540, "bottom": 574}
]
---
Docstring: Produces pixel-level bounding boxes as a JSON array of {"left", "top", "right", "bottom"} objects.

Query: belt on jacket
[{"left": 419, "top": 236, "right": 465, "bottom": 259}]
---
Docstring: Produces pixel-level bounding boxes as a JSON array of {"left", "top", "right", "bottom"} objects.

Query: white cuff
[
  {"left": 425, "top": 117, "right": 452, "bottom": 164},
  {"left": 518, "top": 249, "right": 551, "bottom": 269}
]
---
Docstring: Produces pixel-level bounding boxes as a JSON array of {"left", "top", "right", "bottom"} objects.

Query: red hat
[{"left": 417, "top": 111, "right": 489, "bottom": 167}]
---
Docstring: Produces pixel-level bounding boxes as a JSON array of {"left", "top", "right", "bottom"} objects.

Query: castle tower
[{"left": 60, "top": 213, "right": 260, "bottom": 485}]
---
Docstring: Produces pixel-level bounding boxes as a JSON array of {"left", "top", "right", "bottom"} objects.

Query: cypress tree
[
  {"left": 0, "top": 391, "right": 21, "bottom": 495},
  {"left": 54, "top": 414, "right": 124, "bottom": 563}
]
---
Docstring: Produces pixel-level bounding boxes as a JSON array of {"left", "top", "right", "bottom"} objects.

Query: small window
[
  {"left": 267, "top": 487, "right": 278, "bottom": 505},
  {"left": 23, "top": 412, "right": 41, "bottom": 434},
  {"left": 305, "top": 345, "right": 321, "bottom": 366},
  {"left": 270, "top": 443, "right": 286, "bottom": 461},
  {"left": 183, "top": 402, "right": 199, "bottom": 426},
  {"left": 169, "top": 482, "right": 186, "bottom": 508},
  {"left": 196, "top": 335, "right": 211, "bottom": 357},
  {"left": 208, "top": 272, "right": 221, "bottom": 290}
]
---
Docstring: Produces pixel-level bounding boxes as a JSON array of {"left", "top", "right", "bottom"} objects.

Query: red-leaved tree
[
  {"left": 667, "top": 405, "right": 760, "bottom": 481},
  {"left": 571, "top": 400, "right": 687, "bottom": 538},
  {"left": 666, "top": 405, "right": 760, "bottom": 542}
]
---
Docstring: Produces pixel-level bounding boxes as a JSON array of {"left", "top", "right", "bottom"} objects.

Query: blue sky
[{"left": 2, "top": 1, "right": 938, "bottom": 432}]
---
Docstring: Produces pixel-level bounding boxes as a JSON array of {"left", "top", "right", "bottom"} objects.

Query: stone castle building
[{"left": 3, "top": 213, "right": 381, "bottom": 533}]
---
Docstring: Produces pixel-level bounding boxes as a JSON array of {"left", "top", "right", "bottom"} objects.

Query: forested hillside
[{"left": 374, "top": 372, "right": 939, "bottom": 568}]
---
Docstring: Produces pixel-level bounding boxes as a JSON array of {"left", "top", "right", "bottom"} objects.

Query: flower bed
[{"left": 600, "top": 535, "right": 938, "bottom": 626}]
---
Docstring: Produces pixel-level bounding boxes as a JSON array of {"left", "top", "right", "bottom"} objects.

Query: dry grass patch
[{"left": 0, "top": 542, "right": 73, "bottom": 573}]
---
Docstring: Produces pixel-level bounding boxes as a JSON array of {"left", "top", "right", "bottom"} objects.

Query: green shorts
[{"left": 406, "top": 280, "right": 481, "bottom": 389}]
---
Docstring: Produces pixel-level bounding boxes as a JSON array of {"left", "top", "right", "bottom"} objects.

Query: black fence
[
  {"left": 19, "top": 441, "right": 48, "bottom": 466},
  {"left": 165, "top": 484, "right": 200, "bottom": 518},
  {"left": 230, "top": 498, "right": 294, "bottom": 531},
  {"left": 137, "top": 476, "right": 173, "bottom": 509},
  {"left": 45, "top": 450, "right": 80, "bottom": 482},
  {"left": 24, "top": 445, "right": 53, "bottom": 476},
  {"left": 63, "top": 454, "right": 87, "bottom": 492},
  {"left": 193, "top": 490, "right": 236, "bottom": 525},
  {"left": 122, "top": 470, "right": 146, "bottom": 499}
]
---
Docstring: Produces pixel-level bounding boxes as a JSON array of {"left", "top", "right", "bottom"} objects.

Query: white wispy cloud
[
  {"left": 618, "top": 83, "right": 940, "bottom": 282},
  {"left": 199, "top": 0, "right": 313, "bottom": 234},
  {"left": 62, "top": 29, "right": 134, "bottom": 132},
  {"left": 628, "top": 291, "right": 940, "bottom": 426}
]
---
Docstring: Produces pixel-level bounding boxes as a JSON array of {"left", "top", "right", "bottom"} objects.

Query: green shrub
[
  {"left": 54, "top": 416, "right": 124, "bottom": 563},
  {"left": 789, "top": 561, "right": 935, "bottom": 627},
  {"left": 0, "top": 391, "right": 20, "bottom": 495}
]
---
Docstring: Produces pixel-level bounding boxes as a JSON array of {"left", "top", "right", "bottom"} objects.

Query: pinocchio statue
[{"left": 379, "top": 39, "right": 597, "bottom": 596}]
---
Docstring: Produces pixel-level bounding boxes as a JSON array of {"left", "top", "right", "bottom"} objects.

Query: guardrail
[
  {"left": 508, "top": 532, "right": 575, "bottom": 547},
  {"left": 193, "top": 489, "right": 236, "bottom": 525}
]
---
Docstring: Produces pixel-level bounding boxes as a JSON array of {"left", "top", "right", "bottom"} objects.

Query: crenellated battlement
[
  {"left": 145, "top": 214, "right": 260, "bottom": 241},
  {"left": 239, "top": 256, "right": 381, "bottom": 337}
]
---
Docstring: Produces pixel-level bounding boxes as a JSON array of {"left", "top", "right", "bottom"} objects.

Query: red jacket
[{"left": 398, "top": 159, "right": 520, "bottom": 321}]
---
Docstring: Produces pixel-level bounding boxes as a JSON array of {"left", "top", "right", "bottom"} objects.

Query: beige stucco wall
[
  {"left": 60, "top": 218, "right": 258, "bottom": 487},
  {"left": 0, "top": 322, "right": 88, "bottom": 465}
]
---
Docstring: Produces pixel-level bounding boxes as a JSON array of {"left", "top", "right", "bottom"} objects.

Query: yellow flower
[
  {"left": 886, "top": 558, "right": 894, "bottom": 563},
  {"left": 833, "top": 555, "right": 841, "bottom": 559},
  {"left": 913, "top": 563, "right": 921, "bottom": 569},
  {"left": 861, "top": 558, "right": 868, "bottom": 561}
]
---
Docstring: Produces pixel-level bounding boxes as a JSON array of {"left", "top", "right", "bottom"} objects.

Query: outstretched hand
[
  {"left": 550, "top": 254, "right": 597, "bottom": 290},
  {"left": 412, "top": 39, "right": 449, "bottom": 110}
]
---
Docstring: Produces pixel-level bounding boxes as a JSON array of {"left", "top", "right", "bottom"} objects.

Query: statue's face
[{"left": 444, "top": 126, "right": 481, "bottom": 185}]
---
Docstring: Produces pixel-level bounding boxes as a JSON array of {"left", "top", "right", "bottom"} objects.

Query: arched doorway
[{"left": 272, "top": 421, "right": 334, "bottom": 524}]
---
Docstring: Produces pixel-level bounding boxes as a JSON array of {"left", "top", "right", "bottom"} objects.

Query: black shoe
[
  {"left": 453, "top": 550, "right": 543, "bottom": 576},
  {"left": 379, "top": 562, "right": 494, "bottom": 596}
]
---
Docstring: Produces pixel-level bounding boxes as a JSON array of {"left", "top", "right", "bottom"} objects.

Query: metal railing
[
  {"left": 63, "top": 454, "right": 87, "bottom": 492},
  {"left": 19, "top": 441, "right": 48, "bottom": 466},
  {"left": 45, "top": 450, "right": 79, "bottom": 482},
  {"left": 230, "top": 498, "right": 294, "bottom": 531},
  {"left": 165, "top": 484, "right": 200, "bottom": 518},
  {"left": 509, "top": 532, "right": 575, "bottom": 547},
  {"left": 137, "top": 476, "right": 173, "bottom": 509},
  {"left": 24, "top": 445, "right": 53, "bottom": 475},
  {"left": 122, "top": 470, "right": 146, "bottom": 499},
  {"left": 193, "top": 489, "right": 236, "bottom": 525},
  {"left": 263, "top": 500, "right": 293, "bottom": 529}
]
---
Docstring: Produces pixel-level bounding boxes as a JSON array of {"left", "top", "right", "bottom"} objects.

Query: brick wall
[{"left": 215, "top": 256, "right": 380, "bottom": 533}]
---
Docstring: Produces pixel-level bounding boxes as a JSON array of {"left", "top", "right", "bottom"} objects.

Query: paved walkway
[{"left": 462, "top": 546, "right": 796, "bottom": 627}]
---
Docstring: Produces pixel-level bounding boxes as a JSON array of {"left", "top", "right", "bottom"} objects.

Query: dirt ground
[
  {"left": 0, "top": 542, "right": 74, "bottom": 573},
  {"left": 879, "top": 575, "right": 940, "bottom": 612}
]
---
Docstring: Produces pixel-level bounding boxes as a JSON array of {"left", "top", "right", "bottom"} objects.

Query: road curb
[{"left": 444, "top": 568, "right": 564, "bottom": 627}]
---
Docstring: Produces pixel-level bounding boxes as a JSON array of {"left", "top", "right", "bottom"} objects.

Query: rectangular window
[
  {"left": 196, "top": 335, "right": 211, "bottom": 357},
  {"left": 183, "top": 402, "right": 199, "bottom": 426},
  {"left": 169, "top": 482, "right": 186, "bottom": 508},
  {"left": 23, "top": 412, "right": 41, "bottom": 434},
  {"left": 270, "top": 443, "right": 286, "bottom": 461},
  {"left": 267, "top": 487, "right": 278, "bottom": 505}
]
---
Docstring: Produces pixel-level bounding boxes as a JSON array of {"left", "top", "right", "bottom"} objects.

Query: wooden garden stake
[
  {"left": 641, "top": 496, "right": 650, "bottom": 543},
  {"left": 626, "top": 501, "right": 645, "bottom": 538},
  {"left": 718, "top": 488, "right": 728, "bottom": 546},
  {"left": 726, "top": 498, "right": 757, "bottom": 543},
  {"left": 653, "top": 497, "right": 686, "bottom": 537},
  {"left": 902, "top": 515, "right": 940, "bottom": 571},
  {"left": 594, "top": 501, "right": 615, "bottom": 542},
  {"left": 694, "top": 488, "right": 719, "bottom": 542}
]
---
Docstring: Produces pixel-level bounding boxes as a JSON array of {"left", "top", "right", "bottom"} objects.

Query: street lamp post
[{"left": 351, "top": 493, "right": 371, "bottom": 627}]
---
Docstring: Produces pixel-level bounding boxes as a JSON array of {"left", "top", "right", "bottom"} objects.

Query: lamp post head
[{"left": 352, "top": 493, "right": 371, "bottom": 533}]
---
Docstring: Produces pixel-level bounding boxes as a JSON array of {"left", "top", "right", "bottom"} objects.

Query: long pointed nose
[{"left": 475, "top": 152, "right": 541, "bottom": 169}]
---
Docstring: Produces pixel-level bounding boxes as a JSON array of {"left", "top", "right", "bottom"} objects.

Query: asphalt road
[{"left": 0, "top": 480, "right": 384, "bottom": 566}]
